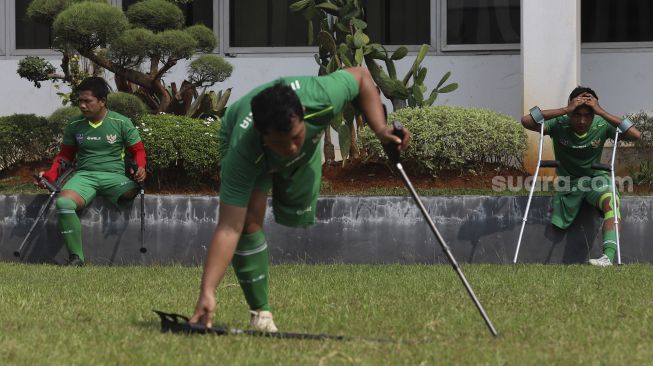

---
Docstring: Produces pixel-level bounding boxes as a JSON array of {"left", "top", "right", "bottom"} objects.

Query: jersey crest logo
[
  {"left": 559, "top": 137, "right": 571, "bottom": 147},
  {"left": 75, "top": 133, "right": 84, "bottom": 144},
  {"left": 106, "top": 134, "right": 117, "bottom": 144},
  {"left": 591, "top": 138, "right": 601, "bottom": 148}
]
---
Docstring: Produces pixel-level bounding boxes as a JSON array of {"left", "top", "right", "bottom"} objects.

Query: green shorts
[
  {"left": 551, "top": 175, "right": 620, "bottom": 229},
  {"left": 62, "top": 170, "right": 139, "bottom": 208},
  {"left": 254, "top": 148, "right": 322, "bottom": 228}
]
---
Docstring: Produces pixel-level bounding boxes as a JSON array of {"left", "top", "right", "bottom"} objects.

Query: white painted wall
[
  {"left": 0, "top": 54, "right": 523, "bottom": 118},
  {"left": 0, "top": 51, "right": 650, "bottom": 124},
  {"left": 521, "top": 0, "right": 580, "bottom": 174}
]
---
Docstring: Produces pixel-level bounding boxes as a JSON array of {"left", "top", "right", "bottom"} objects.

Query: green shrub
[
  {"left": 625, "top": 111, "right": 653, "bottom": 149},
  {"left": 48, "top": 106, "right": 80, "bottom": 130},
  {"left": 136, "top": 114, "right": 221, "bottom": 186},
  {"left": 107, "top": 92, "right": 150, "bottom": 121},
  {"left": 358, "top": 106, "right": 527, "bottom": 175},
  {"left": 0, "top": 114, "right": 59, "bottom": 171}
]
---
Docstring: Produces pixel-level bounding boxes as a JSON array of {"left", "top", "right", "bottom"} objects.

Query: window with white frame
[
  {"left": 0, "top": 3, "right": 6, "bottom": 55},
  {"left": 581, "top": 0, "right": 653, "bottom": 43},
  {"left": 15, "top": 0, "right": 52, "bottom": 49},
  {"left": 362, "top": 0, "right": 431, "bottom": 45},
  {"left": 228, "top": 0, "right": 320, "bottom": 48},
  {"left": 227, "top": 0, "right": 430, "bottom": 51},
  {"left": 444, "top": 0, "right": 520, "bottom": 48}
]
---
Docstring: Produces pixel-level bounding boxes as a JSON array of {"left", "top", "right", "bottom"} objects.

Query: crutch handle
[
  {"left": 382, "top": 121, "right": 405, "bottom": 165},
  {"left": 33, "top": 174, "right": 60, "bottom": 193},
  {"left": 539, "top": 160, "right": 559, "bottom": 168},
  {"left": 591, "top": 163, "right": 612, "bottom": 172}
]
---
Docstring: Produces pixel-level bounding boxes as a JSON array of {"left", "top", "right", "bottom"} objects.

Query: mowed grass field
[{"left": 1, "top": 263, "right": 652, "bottom": 365}]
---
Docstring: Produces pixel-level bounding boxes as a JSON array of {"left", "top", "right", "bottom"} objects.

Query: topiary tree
[{"left": 17, "top": 0, "right": 233, "bottom": 117}]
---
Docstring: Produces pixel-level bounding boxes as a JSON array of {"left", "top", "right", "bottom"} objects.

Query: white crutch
[{"left": 513, "top": 107, "right": 558, "bottom": 264}]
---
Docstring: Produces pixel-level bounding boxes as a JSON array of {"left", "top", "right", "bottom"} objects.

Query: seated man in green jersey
[
  {"left": 37, "top": 77, "right": 147, "bottom": 266},
  {"left": 521, "top": 87, "right": 641, "bottom": 267},
  {"left": 190, "top": 67, "right": 411, "bottom": 331}
]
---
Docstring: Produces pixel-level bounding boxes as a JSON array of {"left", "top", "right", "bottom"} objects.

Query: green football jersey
[
  {"left": 544, "top": 115, "right": 616, "bottom": 178},
  {"left": 219, "top": 70, "right": 359, "bottom": 207},
  {"left": 62, "top": 110, "right": 141, "bottom": 174}
]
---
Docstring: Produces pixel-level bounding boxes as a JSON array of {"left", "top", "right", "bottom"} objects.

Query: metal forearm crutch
[
  {"left": 384, "top": 121, "right": 498, "bottom": 337},
  {"left": 591, "top": 129, "right": 621, "bottom": 264},
  {"left": 513, "top": 107, "right": 558, "bottom": 264},
  {"left": 13, "top": 164, "right": 74, "bottom": 259},
  {"left": 128, "top": 160, "right": 147, "bottom": 254}
]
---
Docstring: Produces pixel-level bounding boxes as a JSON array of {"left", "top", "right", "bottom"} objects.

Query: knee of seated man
[
  {"left": 601, "top": 195, "right": 617, "bottom": 211},
  {"left": 56, "top": 196, "right": 77, "bottom": 211},
  {"left": 119, "top": 188, "right": 139, "bottom": 201}
]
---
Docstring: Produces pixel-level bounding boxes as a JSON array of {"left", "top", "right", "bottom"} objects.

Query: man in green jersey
[
  {"left": 37, "top": 77, "right": 147, "bottom": 266},
  {"left": 190, "top": 67, "right": 411, "bottom": 331},
  {"left": 521, "top": 86, "right": 641, "bottom": 267}
]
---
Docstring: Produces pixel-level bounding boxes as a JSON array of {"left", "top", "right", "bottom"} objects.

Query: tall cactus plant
[{"left": 291, "top": 0, "right": 458, "bottom": 161}]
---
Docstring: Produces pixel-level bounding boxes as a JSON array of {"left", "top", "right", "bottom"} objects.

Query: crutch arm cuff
[
  {"left": 530, "top": 106, "right": 545, "bottom": 124},
  {"left": 43, "top": 144, "right": 77, "bottom": 183},
  {"left": 618, "top": 117, "right": 634, "bottom": 133}
]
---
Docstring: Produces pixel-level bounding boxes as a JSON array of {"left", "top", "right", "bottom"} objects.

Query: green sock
[
  {"left": 232, "top": 230, "right": 270, "bottom": 311},
  {"left": 602, "top": 229, "right": 617, "bottom": 263},
  {"left": 56, "top": 197, "right": 84, "bottom": 262}
]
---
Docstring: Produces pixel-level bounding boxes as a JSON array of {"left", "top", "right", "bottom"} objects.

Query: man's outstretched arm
[
  {"left": 345, "top": 67, "right": 411, "bottom": 150},
  {"left": 37, "top": 144, "right": 77, "bottom": 187},
  {"left": 520, "top": 96, "right": 588, "bottom": 133},
  {"left": 190, "top": 203, "right": 247, "bottom": 327}
]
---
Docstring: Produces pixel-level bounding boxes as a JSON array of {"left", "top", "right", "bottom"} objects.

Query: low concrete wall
[{"left": 1, "top": 195, "right": 651, "bottom": 265}]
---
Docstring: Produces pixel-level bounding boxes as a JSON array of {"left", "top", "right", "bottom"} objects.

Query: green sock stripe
[
  {"left": 604, "top": 211, "right": 615, "bottom": 220},
  {"left": 236, "top": 230, "right": 266, "bottom": 251},
  {"left": 238, "top": 274, "right": 267, "bottom": 284},
  {"left": 235, "top": 242, "right": 268, "bottom": 256}
]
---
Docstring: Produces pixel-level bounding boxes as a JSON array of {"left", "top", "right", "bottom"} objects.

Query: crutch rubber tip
[
  {"left": 13, "top": 251, "right": 21, "bottom": 258},
  {"left": 140, "top": 247, "right": 147, "bottom": 253}
]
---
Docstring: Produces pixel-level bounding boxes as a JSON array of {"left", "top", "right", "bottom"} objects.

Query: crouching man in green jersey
[
  {"left": 521, "top": 87, "right": 641, "bottom": 267},
  {"left": 37, "top": 77, "right": 147, "bottom": 266},
  {"left": 190, "top": 67, "right": 411, "bottom": 332}
]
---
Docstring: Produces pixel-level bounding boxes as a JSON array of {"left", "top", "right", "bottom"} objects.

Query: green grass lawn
[{"left": 1, "top": 263, "right": 652, "bottom": 365}]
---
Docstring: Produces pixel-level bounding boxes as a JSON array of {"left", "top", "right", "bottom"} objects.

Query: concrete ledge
[{"left": 1, "top": 195, "right": 651, "bottom": 265}]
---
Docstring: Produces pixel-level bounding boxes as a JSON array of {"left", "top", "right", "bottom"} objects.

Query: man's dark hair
[
  {"left": 76, "top": 77, "right": 111, "bottom": 100},
  {"left": 569, "top": 86, "right": 598, "bottom": 100},
  {"left": 251, "top": 81, "right": 304, "bottom": 135}
]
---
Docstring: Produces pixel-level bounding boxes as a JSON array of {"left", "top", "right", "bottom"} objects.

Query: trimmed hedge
[
  {"left": 107, "top": 92, "right": 149, "bottom": 122},
  {"left": 136, "top": 114, "right": 221, "bottom": 187},
  {"left": 626, "top": 111, "right": 653, "bottom": 149},
  {"left": 0, "top": 114, "right": 60, "bottom": 171},
  {"left": 48, "top": 106, "right": 80, "bottom": 130},
  {"left": 358, "top": 106, "right": 527, "bottom": 175}
]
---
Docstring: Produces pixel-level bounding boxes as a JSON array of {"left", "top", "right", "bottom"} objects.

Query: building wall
[{"left": 1, "top": 51, "right": 651, "bottom": 121}]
